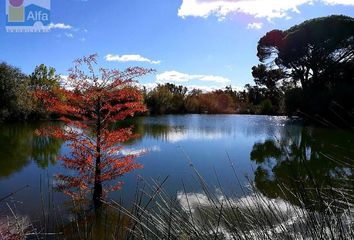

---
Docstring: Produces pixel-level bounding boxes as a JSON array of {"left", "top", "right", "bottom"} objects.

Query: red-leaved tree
[{"left": 36, "top": 54, "right": 153, "bottom": 208}]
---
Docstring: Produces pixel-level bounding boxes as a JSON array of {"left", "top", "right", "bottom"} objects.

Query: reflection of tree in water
[
  {"left": 0, "top": 124, "right": 33, "bottom": 178},
  {"left": 0, "top": 123, "right": 63, "bottom": 178},
  {"left": 117, "top": 115, "right": 299, "bottom": 144},
  {"left": 143, "top": 124, "right": 185, "bottom": 141},
  {"left": 113, "top": 116, "right": 185, "bottom": 143},
  {"left": 250, "top": 126, "right": 354, "bottom": 211},
  {"left": 60, "top": 203, "right": 132, "bottom": 240},
  {"left": 31, "top": 133, "right": 63, "bottom": 168}
]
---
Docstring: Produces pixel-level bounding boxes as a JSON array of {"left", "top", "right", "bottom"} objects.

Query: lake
[{"left": 0, "top": 114, "right": 353, "bottom": 223}]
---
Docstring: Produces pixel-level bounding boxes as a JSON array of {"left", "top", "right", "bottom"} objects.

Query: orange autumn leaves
[{"left": 36, "top": 54, "right": 153, "bottom": 201}]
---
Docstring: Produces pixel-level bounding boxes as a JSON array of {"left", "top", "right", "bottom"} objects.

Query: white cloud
[
  {"left": 178, "top": 0, "right": 310, "bottom": 20},
  {"left": 120, "top": 145, "right": 161, "bottom": 156},
  {"left": 49, "top": 23, "right": 88, "bottom": 42},
  {"left": 323, "top": 0, "right": 354, "bottom": 4},
  {"left": 185, "top": 84, "right": 220, "bottom": 92},
  {"left": 48, "top": 23, "right": 72, "bottom": 30},
  {"left": 59, "top": 75, "right": 75, "bottom": 90},
  {"left": 139, "top": 82, "right": 243, "bottom": 93},
  {"left": 156, "top": 71, "right": 231, "bottom": 84},
  {"left": 154, "top": 71, "right": 243, "bottom": 93},
  {"left": 178, "top": 0, "right": 354, "bottom": 20},
  {"left": 64, "top": 32, "right": 74, "bottom": 38},
  {"left": 247, "top": 22, "right": 263, "bottom": 29},
  {"left": 187, "top": 84, "right": 244, "bottom": 92},
  {"left": 105, "top": 54, "right": 161, "bottom": 64}
]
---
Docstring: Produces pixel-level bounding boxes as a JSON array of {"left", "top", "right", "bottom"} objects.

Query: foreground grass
[
  {"left": 1, "top": 157, "right": 353, "bottom": 240},
  {"left": 109, "top": 172, "right": 354, "bottom": 239}
]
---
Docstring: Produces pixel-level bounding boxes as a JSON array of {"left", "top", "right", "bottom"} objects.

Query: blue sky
[{"left": 1, "top": 0, "right": 354, "bottom": 91}]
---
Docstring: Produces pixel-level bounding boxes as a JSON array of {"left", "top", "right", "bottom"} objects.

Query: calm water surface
[{"left": 0, "top": 115, "right": 353, "bottom": 221}]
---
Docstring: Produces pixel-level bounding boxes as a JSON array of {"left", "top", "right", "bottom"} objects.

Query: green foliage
[
  {"left": 30, "top": 64, "right": 61, "bottom": 118},
  {"left": 145, "top": 84, "right": 237, "bottom": 114},
  {"left": 144, "top": 83, "right": 287, "bottom": 115},
  {"left": 0, "top": 62, "right": 32, "bottom": 120},
  {"left": 146, "top": 84, "right": 175, "bottom": 114},
  {"left": 0, "top": 63, "right": 61, "bottom": 121},
  {"left": 185, "top": 89, "right": 202, "bottom": 113},
  {"left": 254, "top": 15, "right": 354, "bottom": 124},
  {"left": 259, "top": 99, "right": 273, "bottom": 115},
  {"left": 146, "top": 83, "right": 188, "bottom": 114},
  {"left": 30, "top": 64, "right": 60, "bottom": 91},
  {"left": 195, "top": 91, "right": 236, "bottom": 114},
  {"left": 251, "top": 64, "right": 284, "bottom": 92},
  {"left": 284, "top": 88, "right": 302, "bottom": 115},
  {"left": 251, "top": 64, "right": 284, "bottom": 109}
]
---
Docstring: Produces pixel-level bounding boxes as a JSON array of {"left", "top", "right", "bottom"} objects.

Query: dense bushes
[
  {"left": 0, "top": 63, "right": 32, "bottom": 120},
  {"left": 145, "top": 84, "right": 238, "bottom": 114},
  {"left": 145, "top": 83, "right": 187, "bottom": 114},
  {"left": 0, "top": 62, "right": 60, "bottom": 121},
  {"left": 145, "top": 84, "right": 241, "bottom": 114},
  {"left": 144, "top": 83, "right": 287, "bottom": 115},
  {"left": 185, "top": 90, "right": 236, "bottom": 114}
]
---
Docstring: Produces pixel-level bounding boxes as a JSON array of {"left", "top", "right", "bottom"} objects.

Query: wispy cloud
[
  {"left": 105, "top": 54, "right": 161, "bottom": 64},
  {"left": 50, "top": 23, "right": 89, "bottom": 41},
  {"left": 138, "top": 82, "right": 243, "bottom": 93},
  {"left": 120, "top": 145, "right": 161, "bottom": 156},
  {"left": 48, "top": 23, "right": 72, "bottom": 30},
  {"left": 64, "top": 32, "right": 74, "bottom": 38},
  {"left": 247, "top": 22, "right": 263, "bottom": 30},
  {"left": 323, "top": 0, "right": 354, "bottom": 5},
  {"left": 178, "top": 0, "right": 354, "bottom": 21},
  {"left": 156, "top": 71, "right": 231, "bottom": 84},
  {"left": 185, "top": 84, "right": 244, "bottom": 92}
]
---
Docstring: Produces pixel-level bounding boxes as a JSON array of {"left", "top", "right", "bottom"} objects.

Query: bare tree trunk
[
  {"left": 93, "top": 96, "right": 102, "bottom": 209},
  {"left": 93, "top": 157, "right": 102, "bottom": 209}
]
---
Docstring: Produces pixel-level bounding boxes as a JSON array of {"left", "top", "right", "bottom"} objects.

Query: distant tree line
[
  {"left": 144, "top": 83, "right": 239, "bottom": 114},
  {"left": 143, "top": 83, "right": 282, "bottom": 115}
]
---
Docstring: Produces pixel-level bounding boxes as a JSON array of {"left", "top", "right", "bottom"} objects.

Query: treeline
[
  {"left": 0, "top": 63, "right": 60, "bottom": 121},
  {"left": 144, "top": 83, "right": 281, "bottom": 115}
]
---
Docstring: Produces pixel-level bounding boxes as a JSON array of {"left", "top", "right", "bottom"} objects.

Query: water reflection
[
  {"left": 250, "top": 126, "right": 354, "bottom": 211},
  {"left": 1, "top": 115, "right": 353, "bottom": 229},
  {"left": 120, "top": 145, "right": 161, "bottom": 156},
  {"left": 0, "top": 122, "right": 62, "bottom": 178},
  {"left": 130, "top": 115, "right": 296, "bottom": 143},
  {"left": 172, "top": 189, "right": 353, "bottom": 239},
  {"left": 139, "top": 123, "right": 186, "bottom": 142},
  {"left": 141, "top": 123, "right": 226, "bottom": 142},
  {"left": 176, "top": 191, "right": 303, "bottom": 235}
]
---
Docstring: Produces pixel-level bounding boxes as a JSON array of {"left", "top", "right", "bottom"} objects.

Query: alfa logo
[{"left": 6, "top": 0, "right": 51, "bottom": 32}]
